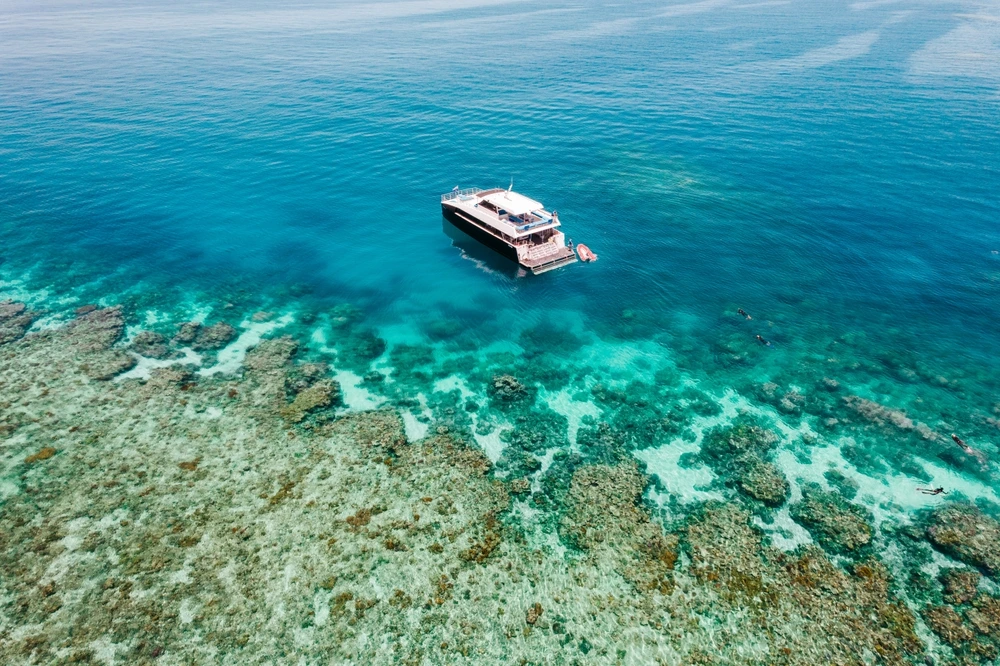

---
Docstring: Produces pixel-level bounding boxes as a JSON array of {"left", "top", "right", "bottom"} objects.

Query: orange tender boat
[{"left": 576, "top": 244, "right": 598, "bottom": 262}]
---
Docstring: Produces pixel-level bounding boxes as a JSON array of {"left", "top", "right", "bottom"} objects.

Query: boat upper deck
[{"left": 442, "top": 187, "right": 560, "bottom": 238}]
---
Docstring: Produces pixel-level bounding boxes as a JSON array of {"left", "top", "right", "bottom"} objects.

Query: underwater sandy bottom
[{"left": 2, "top": 289, "right": 1000, "bottom": 666}]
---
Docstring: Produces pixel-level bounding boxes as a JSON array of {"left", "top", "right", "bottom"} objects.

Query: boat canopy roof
[{"left": 481, "top": 190, "right": 543, "bottom": 216}]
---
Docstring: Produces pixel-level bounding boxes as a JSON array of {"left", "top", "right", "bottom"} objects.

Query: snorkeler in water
[
  {"left": 738, "top": 308, "right": 752, "bottom": 320},
  {"left": 917, "top": 487, "right": 947, "bottom": 496},
  {"left": 951, "top": 433, "right": 989, "bottom": 468},
  {"left": 756, "top": 334, "right": 771, "bottom": 347}
]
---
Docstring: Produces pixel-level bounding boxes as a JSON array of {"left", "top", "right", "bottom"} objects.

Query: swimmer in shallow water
[
  {"left": 952, "top": 433, "right": 989, "bottom": 468},
  {"left": 917, "top": 487, "right": 947, "bottom": 496},
  {"left": 756, "top": 334, "right": 771, "bottom": 347},
  {"left": 738, "top": 308, "right": 752, "bottom": 320}
]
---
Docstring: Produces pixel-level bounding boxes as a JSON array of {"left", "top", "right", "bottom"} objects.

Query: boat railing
[{"left": 441, "top": 187, "right": 485, "bottom": 203}]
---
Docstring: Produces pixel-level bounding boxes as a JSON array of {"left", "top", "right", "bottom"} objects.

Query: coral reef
[
  {"left": 560, "top": 463, "right": 677, "bottom": 594},
  {"left": 173, "top": 321, "right": 236, "bottom": 350},
  {"left": 734, "top": 456, "right": 790, "bottom": 507},
  {"left": 279, "top": 379, "right": 340, "bottom": 423},
  {"left": 0, "top": 300, "right": 36, "bottom": 345},
  {"left": 0, "top": 299, "right": 980, "bottom": 665},
  {"left": 843, "top": 395, "right": 937, "bottom": 441},
  {"left": 683, "top": 502, "right": 921, "bottom": 664},
  {"left": 192, "top": 322, "right": 236, "bottom": 350},
  {"left": 925, "top": 503, "right": 1000, "bottom": 575},
  {"left": 699, "top": 422, "right": 790, "bottom": 507},
  {"left": 488, "top": 374, "right": 530, "bottom": 404},
  {"left": 789, "top": 483, "right": 873, "bottom": 554},
  {"left": 128, "top": 331, "right": 170, "bottom": 359},
  {"left": 941, "top": 568, "right": 982, "bottom": 605}
]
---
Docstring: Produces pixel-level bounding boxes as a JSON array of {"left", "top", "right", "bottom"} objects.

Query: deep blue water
[{"left": 2, "top": 0, "right": 999, "bottom": 438}]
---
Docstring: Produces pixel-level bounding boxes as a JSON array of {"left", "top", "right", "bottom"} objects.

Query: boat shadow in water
[{"left": 442, "top": 218, "right": 526, "bottom": 278}]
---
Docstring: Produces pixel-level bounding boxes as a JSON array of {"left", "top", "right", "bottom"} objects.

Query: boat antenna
[{"left": 508, "top": 176, "right": 513, "bottom": 192}]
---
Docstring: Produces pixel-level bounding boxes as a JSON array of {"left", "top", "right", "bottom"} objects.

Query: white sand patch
[
  {"left": 217, "top": 563, "right": 237, "bottom": 589},
  {"left": 921, "top": 548, "right": 962, "bottom": 579},
  {"left": 909, "top": 19, "right": 1000, "bottom": 80},
  {"left": 310, "top": 326, "right": 327, "bottom": 345},
  {"left": 334, "top": 370, "right": 384, "bottom": 411},
  {"left": 198, "top": 313, "right": 293, "bottom": 377},
  {"left": 754, "top": 507, "right": 813, "bottom": 551},
  {"left": 183, "top": 404, "right": 223, "bottom": 420},
  {"left": 402, "top": 411, "right": 429, "bottom": 441},
  {"left": 474, "top": 424, "right": 508, "bottom": 463},
  {"left": 0, "top": 479, "right": 19, "bottom": 502},
  {"left": 433, "top": 375, "right": 475, "bottom": 399},
  {"left": 116, "top": 348, "right": 202, "bottom": 382},
  {"left": 179, "top": 597, "right": 198, "bottom": 624},
  {"left": 574, "top": 337, "right": 670, "bottom": 381},
  {"left": 632, "top": 389, "right": 761, "bottom": 505},
  {"left": 544, "top": 389, "right": 600, "bottom": 448},
  {"left": 314, "top": 590, "right": 331, "bottom": 627},
  {"left": 87, "top": 636, "right": 120, "bottom": 666},
  {"left": 774, "top": 440, "right": 1000, "bottom": 529},
  {"left": 170, "top": 565, "right": 193, "bottom": 585},
  {"left": 635, "top": 443, "right": 721, "bottom": 505}
]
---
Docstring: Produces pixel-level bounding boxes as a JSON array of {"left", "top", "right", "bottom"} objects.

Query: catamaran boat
[{"left": 441, "top": 186, "right": 578, "bottom": 274}]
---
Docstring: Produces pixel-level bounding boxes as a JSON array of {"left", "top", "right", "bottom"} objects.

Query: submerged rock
[
  {"left": 488, "top": 374, "right": 529, "bottom": 403},
  {"left": 70, "top": 306, "right": 125, "bottom": 351},
  {"left": 790, "top": 483, "right": 873, "bottom": 554},
  {"left": 128, "top": 330, "right": 170, "bottom": 359},
  {"left": 926, "top": 504, "right": 1000, "bottom": 575},
  {"left": 0, "top": 300, "right": 28, "bottom": 320},
  {"left": 699, "top": 422, "right": 790, "bottom": 507},
  {"left": 192, "top": 322, "right": 236, "bottom": 350},
  {"left": 923, "top": 604, "right": 974, "bottom": 647},
  {"left": 173, "top": 321, "right": 237, "bottom": 350},
  {"left": 80, "top": 350, "right": 137, "bottom": 380},
  {"left": 823, "top": 468, "right": 860, "bottom": 500},
  {"left": 700, "top": 422, "right": 779, "bottom": 462},
  {"left": 244, "top": 336, "right": 298, "bottom": 371},
  {"left": 941, "top": 568, "right": 982, "bottom": 605},
  {"left": 843, "top": 395, "right": 938, "bottom": 440},
  {"left": 560, "top": 463, "right": 677, "bottom": 594},
  {"left": 0, "top": 300, "right": 35, "bottom": 345},
  {"left": 734, "top": 455, "right": 790, "bottom": 507},
  {"left": 279, "top": 379, "right": 340, "bottom": 423},
  {"left": 174, "top": 320, "right": 201, "bottom": 344}
]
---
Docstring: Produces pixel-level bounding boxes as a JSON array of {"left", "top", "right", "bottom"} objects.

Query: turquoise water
[
  {"left": 7, "top": 1, "right": 1000, "bottom": 662},
  {"left": 2, "top": 0, "right": 999, "bottom": 523}
]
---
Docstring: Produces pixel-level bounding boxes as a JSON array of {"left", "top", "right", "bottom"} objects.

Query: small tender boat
[
  {"left": 576, "top": 244, "right": 597, "bottom": 262},
  {"left": 441, "top": 185, "right": 578, "bottom": 274}
]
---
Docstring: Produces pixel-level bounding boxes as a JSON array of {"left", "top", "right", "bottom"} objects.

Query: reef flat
[{"left": 1, "top": 300, "right": 999, "bottom": 666}]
